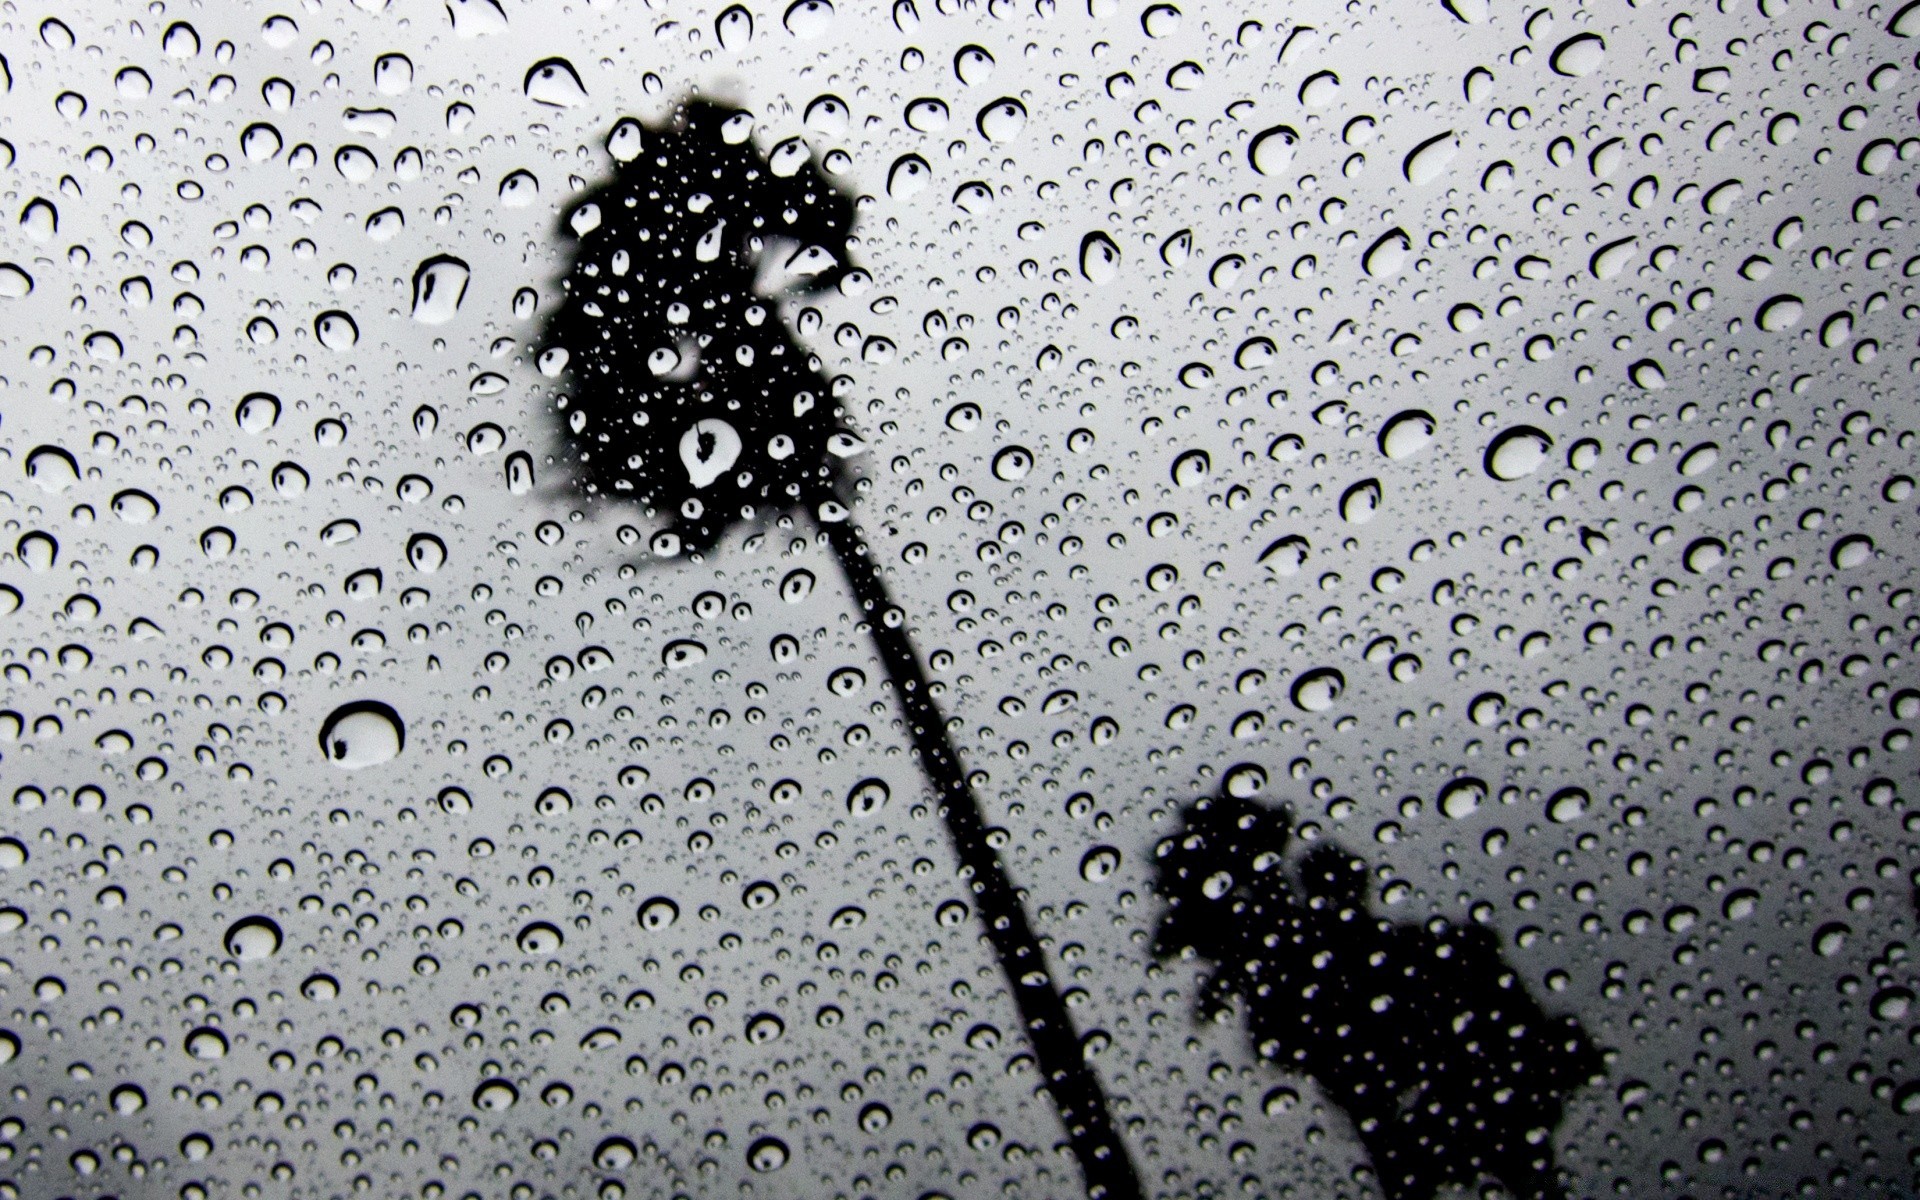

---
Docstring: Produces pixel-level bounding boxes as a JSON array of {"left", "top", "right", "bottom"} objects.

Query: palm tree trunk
[{"left": 817, "top": 513, "right": 1145, "bottom": 1200}]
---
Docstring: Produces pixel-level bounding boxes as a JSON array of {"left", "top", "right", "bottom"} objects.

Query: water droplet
[
  {"left": 111, "top": 489, "right": 159, "bottom": 523},
  {"left": 273, "top": 462, "right": 310, "bottom": 497},
  {"left": 1755, "top": 295, "right": 1804, "bottom": 331},
  {"left": 1298, "top": 70, "right": 1340, "bottom": 108},
  {"left": 1258, "top": 534, "right": 1309, "bottom": 575},
  {"left": 955, "top": 44, "right": 995, "bottom": 85},
  {"left": 1628, "top": 359, "right": 1667, "bottom": 389},
  {"left": 716, "top": 4, "right": 754, "bottom": 47},
  {"left": 406, "top": 533, "right": 447, "bottom": 573},
  {"left": 991, "top": 445, "right": 1034, "bottom": 481},
  {"left": 783, "top": 0, "right": 834, "bottom": 37},
  {"left": 1484, "top": 426, "right": 1553, "bottom": 480},
  {"left": 1403, "top": 132, "right": 1457, "bottom": 185},
  {"left": 315, "top": 311, "right": 359, "bottom": 350},
  {"left": 185, "top": 1027, "right": 228, "bottom": 1059},
  {"left": 448, "top": 0, "right": 508, "bottom": 35},
  {"left": 663, "top": 639, "right": 708, "bottom": 669},
  {"left": 780, "top": 568, "right": 815, "bottom": 603},
  {"left": 1549, "top": 33, "right": 1605, "bottom": 76},
  {"left": 1589, "top": 236, "right": 1637, "bottom": 280},
  {"left": 680, "top": 419, "right": 741, "bottom": 488},
  {"left": 0, "top": 263, "right": 32, "bottom": 298},
  {"left": 1080, "top": 844, "right": 1121, "bottom": 881},
  {"left": 17, "top": 531, "right": 59, "bottom": 572},
  {"left": 1439, "top": 777, "right": 1487, "bottom": 819},
  {"left": 1171, "top": 449, "right": 1210, "bottom": 487},
  {"left": 162, "top": 20, "right": 201, "bottom": 55},
  {"left": 976, "top": 97, "right": 1027, "bottom": 141},
  {"left": 1361, "top": 228, "right": 1411, "bottom": 277},
  {"left": 1339, "top": 478, "right": 1382, "bottom": 523},
  {"left": 1248, "top": 125, "right": 1298, "bottom": 175},
  {"left": 224, "top": 916, "right": 283, "bottom": 960},
  {"left": 847, "top": 778, "right": 890, "bottom": 817},
  {"left": 1546, "top": 787, "right": 1589, "bottom": 823},
  {"left": 1682, "top": 537, "right": 1726, "bottom": 574},
  {"left": 410, "top": 256, "right": 470, "bottom": 324},
  {"left": 525, "top": 57, "right": 586, "bottom": 107},
  {"left": 1291, "top": 668, "right": 1345, "bottom": 712},
  {"left": 747, "top": 1137, "right": 790, "bottom": 1172},
  {"left": 1079, "top": 231, "right": 1121, "bottom": 284},
  {"left": 595, "top": 1137, "right": 638, "bottom": 1170},
  {"left": 474, "top": 1079, "right": 519, "bottom": 1110},
  {"left": 637, "top": 896, "right": 679, "bottom": 930},
  {"left": 317, "top": 701, "right": 405, "bottom": 769},
  {"left": 517, "top": 920, "right": 564, "bottom": 953},
  {"left": 887, "top": 154, "right": 931, "bottom": 199},
  {"left": 1378, "top": 410, "right": 1436, "bottom": 459},
  {"left": 24, "top": 445, "right": 79, "bottom": 492},
  {"left": 1831, "top": 534, "right": 1874, "bottom": 569}
]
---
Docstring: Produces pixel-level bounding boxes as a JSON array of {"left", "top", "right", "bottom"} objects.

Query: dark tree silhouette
[
  {"left": 1152, "top": 786, "right": 1604, "bottom": 1200},
  {"left": 540, "top": 98, "right": 1143, "bottom": 1200}
]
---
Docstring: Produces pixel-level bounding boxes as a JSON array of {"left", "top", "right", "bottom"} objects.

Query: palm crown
[{"left": 542, "top": 99, "right": 858, "bottom": 554}]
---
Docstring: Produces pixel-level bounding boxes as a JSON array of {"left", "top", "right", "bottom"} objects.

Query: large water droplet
[
  {"left": 637, "top": 896, "right": 680, "bottom": 930},
  {"left": 24, "top": 445, "right": 79, "bottom": 492},
  {"left": 236, "top": 393, "right": 282, "bottom": 433},
  {"left": 1339, "top": 478, "right": 1382, "bottom": 523},
  {"left": 846, "top": 778, "right": 890, "bottom": 817},
  {"left": 1361, "top": 227, "right": 1411, "bottom": 277},
  {"left": 595, "top": 1137, "right": 639, "bottom": 1170},
  {"left": 1438, "top": 777, "right": 1487, "bottom": 819},
  {"left": 185, "top": 1027, "right": 229, "bottom": 1059},
  {"left": 1378, "top": 410, "right": 1435, "bottom": 459},
  {"left": 1484, "top": 426, "right": 1553, "bottom": 480},
  {"left": 1831, "top": 534, "right": 1874, "bottom": 569},
  {"left": 1589, "top": 236, "right": 1637, "bottom": 280},
  {"left": 1291, "top": 668, "right": 1345, "bottom": 712},
  {"left": 976, "top": 97, "right": 1026, "bottom": 141},
  {"left": 783, "top": 0, "right": 834, "bottom": 37},
  {"left": 448, "top": 0, "right": 508, "bottom": 35},
  {"left": 715, "top": 4, "right": 754, "bottom": 47},
  {"left": 410, "top": 256, "right": 470, "bottom": 324},
  {"left": 1546, "top": 787, "right": 1590, "bottom": 823},
  {"left": 0, "top": 264, "right": 32, "bottom": 298},
  {"left": 887, "top": 154, "right": 931, "bottom": 199},
  {"left": 1755, "top": 294, "right": 1804, "bottom": 332},
  {"left": 991, "top": 445, "right": 1034, "bottom": 481},
  {"left": 680, "top": 418, "right": 741, "bottom": 488},
  {"left": 1549, "top": 33, "right": 1605, "bottom": 76},
  {"left": 315, "top": 311, "right": 359, "bottom": 350},
  {"left": 1079, "top": 231, "right": 1121, "bottom": 284},
  {"left": 1248, "top": 125, "right": 1298, "bottom": 175},
  {"left": 747, "top": 1137, "right": 790, "bottom": 1172},
  {"left": 224, "top": 916, "right": 283, "bottom": 960},
  {"left": 473, "top": 1079, "right": 519, "bottom": 1110},
  {"left": 1171, "top": 449, "right": 1210, "bottom": 486},
  {"left": 318, "top": 701, "right": 405, "bottom": 769},
  {"left": 524, "top": 57, "right": 586, "bottom": 107},
  {"left": 1403, "top": 132, "right": 1457, "bottom": 185}
]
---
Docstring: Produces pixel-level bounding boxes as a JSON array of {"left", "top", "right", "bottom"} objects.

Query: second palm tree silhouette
[{"left": 540, "top": 97, "right": 1143, "bottom": 1200}]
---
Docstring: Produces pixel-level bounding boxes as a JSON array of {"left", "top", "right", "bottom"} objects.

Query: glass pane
[{"left": 1, "top": 2, "right": 1913, "bottom": 1199}]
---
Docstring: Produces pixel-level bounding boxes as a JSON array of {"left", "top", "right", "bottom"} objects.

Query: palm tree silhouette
[
  {"left": 540, "top": 98, "right": 1143, "bottom": 1200},
  {"left": 1152, "top": 785, "right": 1605, "bottom": 1200}
]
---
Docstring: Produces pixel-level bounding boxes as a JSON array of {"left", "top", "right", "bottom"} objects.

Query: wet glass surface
[{"left": 2, "top": 1, "right": 1918, "bottom": 1198}]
